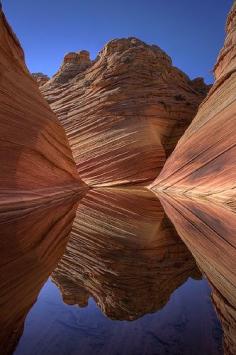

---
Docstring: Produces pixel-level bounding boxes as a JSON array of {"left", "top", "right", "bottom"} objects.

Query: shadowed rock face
[
  {"left": 150, "top": 2, "right": 236, "bottom": 206},
  {"left": 52, "top": 188, "right": 201, "bottom": 320},
  {"left": 0, "top": 197, "right": 80, "bottom": 355},
  {"left": 49, "top": 50, "right": 92, "bottom": 84},
  {"left": 0, "top": 10, "right": 85, "bottom": 211},
  {"left": 32, "top": 72, "right": 50, "bottom": 87},
  {"left": 38, "top": 38, "right": 208, "bottom": 187},
  {"left": 158, "top": 193, "right": 236, "bottom": 355}
]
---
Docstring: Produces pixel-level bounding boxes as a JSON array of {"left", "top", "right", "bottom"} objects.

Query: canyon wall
[
  {"left": 0, "top": 10, "right": 84, "bottom": 211},
  {"left": 39, "top": 38, "right": 208, "bottom": 186},
  {"left": 150, "top": 1, "right": 236, "bottom": 206}
]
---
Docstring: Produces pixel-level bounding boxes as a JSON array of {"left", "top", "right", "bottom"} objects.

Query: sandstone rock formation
[
  {"left": 38, "top": 38, "right": 208, "bottom": 187},
  {"left": 158, "top": 194, "right": 236, "bottom": 355},
  {"left": 52, "top": 188, "right": 201, "bottom": 320},
  {"left": 0, "top": 10, "right": 85, "bottom": 211},
  {"left": 190, "top": 77, "right": 212, "bottom": 96},
  {"left": 0, "top": 197, "right": 79, "bottom": 355},
  {"left": 49, "top": 50, "right": 92, "bottom": 84},
  {"left": 150, "top": 1, "right": 236, "bottom": 206},
  {"left": 32, "top": 72, "right": 49, "bottom": 87}
]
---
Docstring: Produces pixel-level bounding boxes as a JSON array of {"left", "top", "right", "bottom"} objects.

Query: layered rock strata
[
  {"left": 0, "top": 10, "right": 85, "bottom": 211},
  {"left": 32, "top": 72, "right": 49, "bottom": 87},
  {"left": 39, "top": 38, "right": 208, "bottom": 186},
  {"left": 49, "top": 50, "right": 92, "bottom": 84},
  {"left": 158, "top": 194, "right": 236, "bottom": 355},
  {"left": 52, "top": 188, "right": 201, "bottom": 320},
  {"left": 150, "top": 2, "right": 236, "bottom": 206},
  {"left": 0, "top": 197, "right": 79, "bottom": 355}
]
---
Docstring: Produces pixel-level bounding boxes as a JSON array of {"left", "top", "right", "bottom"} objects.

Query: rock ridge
[{"left": 38, "top": 37, "right": 208, "bottom": 187}]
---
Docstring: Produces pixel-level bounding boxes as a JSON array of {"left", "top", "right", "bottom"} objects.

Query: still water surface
[
  {"left": 15, "top": 277, "right": 222, "bottom": 355},
  {"left": 0, "top": 188, "right": 234, "bottom": 355}
]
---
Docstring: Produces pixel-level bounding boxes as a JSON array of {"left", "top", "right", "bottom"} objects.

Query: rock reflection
[
  {"left": 52, "top": 188, "right": 201, "bottom": 320},
  {"left": 0, "top": 198, "right": 79, "bottom": 355},
  {"left": 158, "top": 194, "right": 236, "bottom": 355}
]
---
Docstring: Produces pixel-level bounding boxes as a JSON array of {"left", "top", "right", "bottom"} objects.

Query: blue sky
[{"left": 3, "top": 0, "right": 233, "bottom": 83}]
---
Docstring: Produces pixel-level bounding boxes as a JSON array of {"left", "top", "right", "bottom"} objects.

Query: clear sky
[{"left": 3, "top": 0, "right": 233, "bottom": 83}]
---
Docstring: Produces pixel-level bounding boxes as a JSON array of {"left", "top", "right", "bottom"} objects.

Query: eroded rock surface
[
  {"left": 39, "top": 38, "right": 208, "bottom": 186},
  {"left": 150, "top": 2, "right": 236, "bottom": 206},
  {"left": 0, "top": 10, "right": 84, "bottom": 210},
  {"left": 158, "top": 194, "right": 236, "bottom": 355},
  {"left": 32, "top": 72, "right": 49, "bottom": 87},
  {"left": 52, "top": 188, "right": 201, "bottom": 320},
  {"left": 50, "top": 50, "right": 92, "bottom": 84}
]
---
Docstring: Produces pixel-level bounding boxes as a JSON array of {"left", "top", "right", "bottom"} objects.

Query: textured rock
[
  {"left": 32, "top": 72, "right": 49, "bottom": 87},
  {"left": 50, "top": 50, "right": 92, "bottom": 84},
  {"left": 52, "top": 188, "right": 201, "bottom": 320},
  {"left": 158, "top": 194, "right": 236, "bottom": 355},
  {"left": 150, "top": 2, "right": 236, "bottom": 206},
  {"left": 190, "top": 77, "right": 212, "bottom": 96},
  {"left": 0, "top": 197, "right": 79, "bottom": 355},
  {"left": 39, "top": 38, "right": 208, "bottom": 187},
  {"left": 0, "top": 10, "right": 85, "bottom": 211}
]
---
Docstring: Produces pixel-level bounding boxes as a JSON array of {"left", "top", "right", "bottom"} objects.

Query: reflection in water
[
  {"left": 1, "top": 187, "right": 234, "bottom": 354},
  {"left": 158, "top": 194, "right": 236, "bottom": 355},
  {"left": 0, "top": 198, "right": 79, "bottom": 355},
  {"left": 52, "top": 188, "right": 201, "bottom": 320}
]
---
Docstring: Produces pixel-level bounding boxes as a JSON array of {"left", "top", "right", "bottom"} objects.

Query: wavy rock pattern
[
  {"left": 158, "top": 194, "right": 236, "bottom": 355},
  {"left": 52, "top": 188, "right": 201, "bottom": 320},
  {"left": 150, "top": 2, "right": 236, "bottom": 206},
  {"left": 39, "top": 38, "right": 208, "bottom": 187},
  {"left": 0, "top": 198, "right": 79, "bottom": 355},
  {"left": 0, "top": 10, "right": 84, "bottom": 210}
]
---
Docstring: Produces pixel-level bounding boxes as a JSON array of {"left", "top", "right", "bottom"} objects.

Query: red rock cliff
[
  {"left": 0, "top": 10, "right": 85, "bottom": 210},
  {"left": 150, "top": 2, "right": 236, "bottom": 206},
  {"left": 39, "top": 38, "right": 208, "bottom": 186}
]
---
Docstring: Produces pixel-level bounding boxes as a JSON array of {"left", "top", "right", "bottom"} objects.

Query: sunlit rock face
[
  {"left": 0, "top": 198, "right": 79, "bottom": 355},
  {"left": 150, "top": 2, "right": 236, "bottom": 206},
  {"left": 0, "top": 10, "right": 85, "bottom": 211},
  {"left": 39, "top": 38, "right": 208, "bottom": 187},
  {"left": 52, "top": 188, "right": 201, "bottom": 320},
  {"left": 158, "top": 194, "right": 236, "bottom": 355}
]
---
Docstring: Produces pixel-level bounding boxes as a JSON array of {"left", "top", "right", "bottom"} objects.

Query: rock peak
[
  {"left": 63, "top": 50, "right": 90, "bottom": 65},
  {"left": 98, "top": 37, "right": 172, "bottom": 66},
  {"left": 49, "top": 49, "right": 92, "bottom": 84},
  {"left": 32, "top": 72, "right": 49, "bottom": 87}
]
